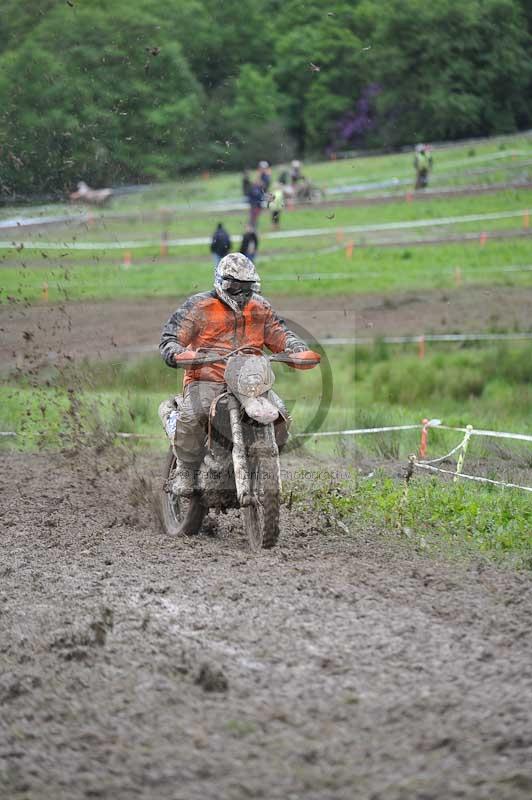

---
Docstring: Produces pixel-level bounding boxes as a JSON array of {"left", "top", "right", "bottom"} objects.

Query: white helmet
[
  {"left": 217, "top": 252, "right": 258, "bottom": 283},
  {"left": 214, "top": 253, "right": 260, "bottom": 310}
]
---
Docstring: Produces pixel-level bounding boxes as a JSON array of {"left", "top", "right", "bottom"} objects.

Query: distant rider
[{"left": 159, "top": 253, "right": 307, "bottom": 496}]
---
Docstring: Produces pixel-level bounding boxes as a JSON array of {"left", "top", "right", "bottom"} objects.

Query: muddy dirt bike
[
  {"left": 294, "top": 180, "right": 324, "bottom": 204},
  {"left": 161, "top": 345, "right": 320, "bottom": 551}
]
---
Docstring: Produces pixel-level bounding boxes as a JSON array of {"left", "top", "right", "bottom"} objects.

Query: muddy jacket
[{"left": 160, "top": 291, "right": 306, "bottom": 385}]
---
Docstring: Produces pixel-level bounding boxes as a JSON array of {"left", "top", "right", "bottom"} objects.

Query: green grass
[
  {"left": 289, "top": 469, "right": 532, "bottom": 568},
  {"left": 7, "top": 186, "right": 531, "bottom": 244},
  {"left": 3, "top": 341, "right": 532, "bottom": 455},
  {"left": 2, "top": 237, "right": 532, "bottom": 304},
  {"left": 306, "top": 133, "right": 532, "bottom": 187},
  {"left": 1, "top": 134, "right": 530, "bottom": 229}
]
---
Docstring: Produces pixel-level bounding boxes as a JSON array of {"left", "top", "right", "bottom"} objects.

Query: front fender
[{"left": 242, "top": 395, "right": 279, "bottom": 424}]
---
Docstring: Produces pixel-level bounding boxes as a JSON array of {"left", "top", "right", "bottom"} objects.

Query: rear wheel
[
  {"left": 161, "top": 448, "right": 206, "bottom": 536},
  {"left": 310, "top": 186, "right": 324, "bottom": 203},
  {"left": 242, "top": 427, "right": 281, "bottom": 551}
]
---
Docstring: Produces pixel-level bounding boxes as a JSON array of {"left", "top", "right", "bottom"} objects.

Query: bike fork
[{"left": 227, "top": 396, "right": 252, "bottom": 506}]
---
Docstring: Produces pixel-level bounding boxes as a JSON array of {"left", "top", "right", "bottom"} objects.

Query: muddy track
[
  {"left": 1, "top": 449, "right": 532, "bottom": 799},
  {"left": 2, "top": 287, "right": 532, "bottom": 371}
]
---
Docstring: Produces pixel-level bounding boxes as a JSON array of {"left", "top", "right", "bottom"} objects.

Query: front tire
[
  {"left": 161, "top": 448, "right": 206, "bottom": 536},
  {"left": 242, "top": 427, "right": 281, "bottom": 551}
]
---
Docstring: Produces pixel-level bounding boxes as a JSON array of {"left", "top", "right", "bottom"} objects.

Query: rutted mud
[
  {"left": 2, "top": 286, "right": 532, "bottom": 370},
  {"left": 1, "top": 448, "right": 532, "bottom": 799}
]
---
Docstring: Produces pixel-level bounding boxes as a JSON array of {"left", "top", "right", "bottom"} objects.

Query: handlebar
[{"left": 174, "top": 347, "right": 321, "bottom": 370}]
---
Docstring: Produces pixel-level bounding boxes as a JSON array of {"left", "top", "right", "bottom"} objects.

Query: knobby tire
[{"left": 161, "top": 448, "right": 206, "bottom": 537}]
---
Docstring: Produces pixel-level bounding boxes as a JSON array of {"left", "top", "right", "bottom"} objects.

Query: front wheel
[
  {"left": 161, "top": 448, "right": 206, "bottom": 536},
  {"left": 242, "top": 427, "right": 281, "bottom": 551}
]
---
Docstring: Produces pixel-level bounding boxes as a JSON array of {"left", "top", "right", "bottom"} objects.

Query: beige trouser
[{"left": 172, "top": 381, "right": 289, "bottom": 463}]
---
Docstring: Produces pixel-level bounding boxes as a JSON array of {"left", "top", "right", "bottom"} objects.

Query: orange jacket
[{"left": 160, "top": 291, "right": 305, "bottom": 385}]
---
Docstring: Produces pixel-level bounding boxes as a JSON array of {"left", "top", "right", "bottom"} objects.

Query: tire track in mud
[{"left": 1, "top": 450, "right": 532, "bottom": 799}]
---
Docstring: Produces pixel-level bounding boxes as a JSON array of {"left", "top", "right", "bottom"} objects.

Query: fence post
[
  {"left": 454, "top": 424, "right": 473, "bottom": 483},
  {"left": 419, "top": 418, "right": 429, "bottom": 458}
]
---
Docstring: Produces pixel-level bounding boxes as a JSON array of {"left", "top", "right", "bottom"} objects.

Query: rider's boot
[{"left": 171, "top": 456, "right": 200, "bottom": 498}]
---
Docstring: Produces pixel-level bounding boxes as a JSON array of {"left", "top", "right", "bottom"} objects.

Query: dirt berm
[{"left": 1, "top": 448, "right": 532, "bottom": 799}]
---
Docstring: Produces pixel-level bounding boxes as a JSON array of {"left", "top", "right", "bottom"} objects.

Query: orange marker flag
[{"left": 419, "top": 418, "right": 429, "bottom": 458}]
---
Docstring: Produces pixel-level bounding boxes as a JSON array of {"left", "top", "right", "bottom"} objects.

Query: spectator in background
[
  {"left": 210, "top": 222, "right": 231, "bottom": 268},
  {"left": 414, "top": 144, "right": 433, "bottom": 189},
  {"left": 257, "top": 160, "right": 272, "bottom": 193},
  {"left": 242, "top": 169, "right": 251, "bottom": 200},
  {"left": 240, "top": 224, "right": 259, "bottom": 263},
  {"left": 247, "top": 181, "right": 264, "bottom": 228},
  {"left": 290, "top": 159, "right": 303, "bottom": 185},
  {"left": 269, "top": 183, "right": 285, "bottom": 230}
]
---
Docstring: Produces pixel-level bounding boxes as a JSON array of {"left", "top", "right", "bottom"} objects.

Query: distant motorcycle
[
  {"left": 294, "top": 179, "right": 324, "bottom": 204},
  {"left": 69, "top": 181, "right": 113, "bottom": 206},
  {"left": 161, "top": 345, "right": 320, "bottom": 550},
  {"left": 283, "top": 179, "right": 324, "bottom": 205}
]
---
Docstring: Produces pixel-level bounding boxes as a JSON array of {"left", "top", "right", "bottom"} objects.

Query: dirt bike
[
  {"left": 294, "top": 179, "right": 324, "bottom": 204},
  {"left": 160, "top": 345, "right": 320, "bottom": 551}
]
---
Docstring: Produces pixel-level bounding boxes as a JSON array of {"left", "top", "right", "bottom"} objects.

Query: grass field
[
  {"left": 2, "top": 237, "right": 532, "bottom": 303},
  {"left": 2, "top": 130, "right": 526, "bottom": 216},
  {"left": 5, "top": 185, "right": 532, "bottom": 243}
]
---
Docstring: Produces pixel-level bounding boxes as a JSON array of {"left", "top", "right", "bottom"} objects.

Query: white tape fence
[
  {"left": 3, "top": 419, "right": 530, "bottom": 493},
  {"left": 1, "top": 207, "right": 529, "bottom": 250}
]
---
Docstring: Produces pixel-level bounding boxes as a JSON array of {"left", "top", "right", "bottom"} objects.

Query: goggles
[{"left": 221, "top": 277, "right": 256, "bottom": 294}]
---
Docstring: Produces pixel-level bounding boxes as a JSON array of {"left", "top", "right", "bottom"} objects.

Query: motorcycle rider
[{"left": 159, "top": 253, "right": 308, "bottom": 496}]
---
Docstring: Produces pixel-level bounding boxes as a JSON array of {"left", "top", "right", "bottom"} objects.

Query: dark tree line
[{"left": 0, "top": 0, "right": 530, "bottom": 196}]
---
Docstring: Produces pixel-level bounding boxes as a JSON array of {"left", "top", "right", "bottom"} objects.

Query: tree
[
  {"left": 0, "top": 0, "right": 531, "bottom": 196},
  {"left": 218, "top": 65, "right": 294, "bottom": 168},
  {"left": 0, "top": 0, "right": 206, "bottom": 194},
  {"left": 175, "top": 0, "right": 274, "bottom": 91},
  {"left": 371, "top": 0, "right": 532, "bottom": 146},
  {"left": 273, "top": 2, "right": 373, "bottom": 152}
]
